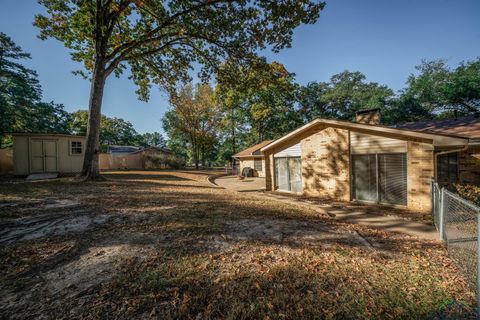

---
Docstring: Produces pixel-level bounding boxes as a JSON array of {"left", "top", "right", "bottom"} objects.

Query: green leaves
[
  {"left": 406, "top": 59, "right": 480, "bottom": 114},
  {"left": 298, "top": 71, "right": 393, "bottom": 123},
  {"left": 34, "top": 0, "right": 324, "bottom": 99},
  {"left": 0, "top": 33, "right": 72, "bottom": 147}
]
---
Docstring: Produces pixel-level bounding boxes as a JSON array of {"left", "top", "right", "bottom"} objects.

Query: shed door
[
  {"left": 43, "top": 140, "right": 58, "bottom": 172},
  {"left": 30, "top": 139, "right": 58, "bottom": 173},
  {"left": 30, "top": 140, "right": 45, "bottom": 173}
]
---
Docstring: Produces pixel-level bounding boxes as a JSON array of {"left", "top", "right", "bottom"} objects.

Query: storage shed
[{"left": 12, "top": 133, "right": 86, "bottom": 176}]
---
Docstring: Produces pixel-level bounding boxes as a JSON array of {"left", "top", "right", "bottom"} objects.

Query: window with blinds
[
  {"left": 254, "top": 159, "right": 263, "bottom": 172},
  {"left": 352, "top": 153, "right": 407, "bottom": 206}
]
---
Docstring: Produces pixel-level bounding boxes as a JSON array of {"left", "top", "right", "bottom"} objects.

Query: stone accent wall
[
  {"left": 301, "top": 127, "right": 350, "bottom": 201},
  {"left": 407, "top": 142, "right": 434, "bottom": 212},
  {"left": 238, "top": 157, "right": 265, "bottom": 177},
  {"left": 459, "top": 146, "right": 480, "bottom": 185}
]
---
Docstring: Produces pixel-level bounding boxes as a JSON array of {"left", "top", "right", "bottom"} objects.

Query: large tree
[
  {"left": 405, "top": 59, "right": 480, "bottom": 115},
  {"left": 0, "top": 32, "right": 42, "bottom": 147},
  {"left": 70, "top": 109, "right": 139, "bottom": 150},
  {"left": 163, "top": 83, "right": 219, "bottom": 168},
  {"left": 299, "top": 71, "right": 394, "bottom": 122},
  {"left": 34, "top": 0, "right": 324, "bottom": 178}
]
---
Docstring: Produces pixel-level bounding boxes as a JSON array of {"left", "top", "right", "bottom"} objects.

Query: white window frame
[{"left": 70, "top": 140, "right": 83, "bottom": 156}]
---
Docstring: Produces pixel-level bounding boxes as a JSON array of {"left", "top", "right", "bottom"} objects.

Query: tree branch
[{"left": 106, "top": 0, "right": 232, "bottom": 62}]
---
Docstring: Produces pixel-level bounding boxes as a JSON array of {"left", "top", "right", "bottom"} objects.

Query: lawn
[{"left": 0, "top": 170, "right": 475, "bottom": 319}]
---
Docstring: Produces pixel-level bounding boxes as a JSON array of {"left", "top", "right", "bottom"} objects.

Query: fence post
[
  {"left": 477, "top": 213, "right": 480, "bottom": 317},
  {"left": 439, "top": 188, "right": 445, "bottom": 241}
]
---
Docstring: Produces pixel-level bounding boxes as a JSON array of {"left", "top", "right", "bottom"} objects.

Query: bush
[
  {"left": 454, "top": 184, "right": 480, "bottom": 206},
  {"left": 146, "top": 154, "right": 185, "bottom": 169}
]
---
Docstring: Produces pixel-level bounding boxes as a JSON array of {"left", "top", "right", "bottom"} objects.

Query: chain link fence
[{"left": 431, "top": 179, "right": 480, "bottom": 313}]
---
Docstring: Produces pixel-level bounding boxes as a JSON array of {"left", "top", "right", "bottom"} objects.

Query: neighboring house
[
  {"left": 233, "top": 140, "right": 273, "bottom": 177},
  {"left": 107, "top": 145, "right": 142, "bottom": 154},
  {"left": 260, "top": 109, "right": 480, "bottom": 212},
  {"left": 99, "top": 145, "right": 173, "bottom": 170},
  {"left": 12, "top": 133, "right": 86, "bottom": 175}
]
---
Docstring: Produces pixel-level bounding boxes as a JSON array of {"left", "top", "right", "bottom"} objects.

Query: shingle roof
[
  {"left": 392, "top": 114, "right": 480, "bottom": 140},
  {"left": 233, "top": 140, "right": 273, "bottom": 158}
]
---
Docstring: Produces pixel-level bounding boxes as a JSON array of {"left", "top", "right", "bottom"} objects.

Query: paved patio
[
  {"left": 214, "top": 175, "right": 266, "bottom": 192},
  {"left": 212, "top": 175, "right": 438, "bottom": 241}
]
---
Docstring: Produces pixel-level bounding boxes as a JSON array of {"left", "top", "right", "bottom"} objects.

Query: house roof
[
  {"left": 392, "top": 114, "right": 480, "bottom": 140},
  {"left": 233, "top": 140, "right": 273, "bottom": 158},
  {"left": 131, "top": 146, "right": 172, "bottom": 155},
  {"left": 107, "top": 145, "right": 142, "bottom": 154},
  {"left": 261, "top": 118, "right": 469, "bottom": 152}
]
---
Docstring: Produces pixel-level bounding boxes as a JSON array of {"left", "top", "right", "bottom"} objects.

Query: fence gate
[{"left": 431, "top": 179, "right": 480, "bottom": 315}]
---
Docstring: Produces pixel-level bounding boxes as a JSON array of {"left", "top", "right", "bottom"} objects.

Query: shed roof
[
  {"left": 233, "top": 140, "right": 273, "bottom": 158},
  {"left": 392, "top": 114, "right": 480, "bottom": 140},
  {"left": 11, "top": 132, "right": 86, "bottom": 138}
]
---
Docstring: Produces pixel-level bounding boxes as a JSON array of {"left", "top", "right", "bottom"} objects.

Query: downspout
[{"left": 433, "top": 144, "right": 469, "bottom": 181}]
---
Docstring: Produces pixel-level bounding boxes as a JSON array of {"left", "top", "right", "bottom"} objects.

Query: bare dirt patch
[{"left": 0, "top": 170, "right": 475, "bottom": 319}]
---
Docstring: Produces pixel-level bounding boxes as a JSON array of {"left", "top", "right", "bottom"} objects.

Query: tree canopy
[
  {"left": 163, "top": 83, "right": 220, "bottom": 168},
  {"left": 0, "top": 33, "right": 73, "bottom": 147},
  {"left": 405, "top": 59, "right": 480, "bottom": 115},
  {"left": 35, "top": 0, "right": 325, "bottom": 178}
]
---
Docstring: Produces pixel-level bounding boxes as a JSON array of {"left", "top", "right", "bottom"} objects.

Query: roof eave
[{"left": 261, "top": 119, "right": 469, "bottom": 152}]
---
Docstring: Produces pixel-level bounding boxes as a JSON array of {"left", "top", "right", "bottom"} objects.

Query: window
[
  {"left": 437, "top": 153, "right": 458, "bottom": 184},
  {"left": 71, "top": 141, "right": 83, "bottom": 155},
  {"left": 254, "top": 158, "right": 263, "bottom": 172}
]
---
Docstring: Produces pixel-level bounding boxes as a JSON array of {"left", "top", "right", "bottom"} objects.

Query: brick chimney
[{"left": 355, "top": 108, "right": 381, "bottom": 125}]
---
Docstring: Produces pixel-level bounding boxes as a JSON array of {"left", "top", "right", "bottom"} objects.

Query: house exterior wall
[
  {"left": 13, "top": 134, "right": 86, "bottom": 175},
  {"left": 264, "top": 125, "right": 436, "bottom": 212},
  {"left": 459, "top": 146, "right": 480, "bottom": 185},
  {"left": 301, "top": 127, "right": 350, "bottom": 200},
  {"left": 238, "top": 157, "right": 266, "bottom": 177},
  {"left": 407, "top": 142, "right": 434, "bottom": 212}
]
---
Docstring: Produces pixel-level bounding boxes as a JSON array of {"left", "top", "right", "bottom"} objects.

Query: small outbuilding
[{"left": 12, "top": 133, "right": 86, "bottom": 176}]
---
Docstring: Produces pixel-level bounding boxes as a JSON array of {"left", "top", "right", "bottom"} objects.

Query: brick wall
[
  {"left": 265, "top": 152, "right": 274, "bottom": 190},
  {"left": 459, "top": 146, "right": 480, "bottom": 185},
  {"left": 407, "top": 142, "right": 434, "bottom": 212},
  {"left": 301, "top": 127, "right": 350, "bottom": 201},
  {"left": 238, "top": 157, "right": 266, "bottom": 177}
]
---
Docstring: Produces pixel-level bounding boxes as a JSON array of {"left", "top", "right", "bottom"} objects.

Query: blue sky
[{"left": 1, "top": 0, "right": 479, "bottom": 134}]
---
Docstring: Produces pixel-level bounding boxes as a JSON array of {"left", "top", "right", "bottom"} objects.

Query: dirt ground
[{"left": 0, "top": 170, "right": 476, "bottom": 319}]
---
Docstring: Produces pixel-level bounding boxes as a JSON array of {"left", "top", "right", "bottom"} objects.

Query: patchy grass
[{"left": 0, "top": 170, "right": 475, "bottom": 319}]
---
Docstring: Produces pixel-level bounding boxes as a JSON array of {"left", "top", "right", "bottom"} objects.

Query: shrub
[
  {"left": 454, "top": 184, "right": 480, "bottom": 206},
  {"left": 146, "top": 154, "right": 185, "bottom": 169}
]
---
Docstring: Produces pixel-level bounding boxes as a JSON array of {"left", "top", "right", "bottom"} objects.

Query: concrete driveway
[{"left": 214, "top": 175, "right": 266, "bottom": 192}]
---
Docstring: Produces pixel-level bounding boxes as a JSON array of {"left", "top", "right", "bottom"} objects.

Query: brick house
[
  {"left": 233, "top": 140, "right": 273, "bottom": 177},
  {"left": 259, "top": 109, "right": 480, "bottom": 212}
]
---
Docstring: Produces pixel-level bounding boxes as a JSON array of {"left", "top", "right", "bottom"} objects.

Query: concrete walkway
[
  {"left": 214, "top": 175, "right": 266, "bottom": 192},
  {"left": 213, "top": 175, "right": 438, "bottom": 241}
]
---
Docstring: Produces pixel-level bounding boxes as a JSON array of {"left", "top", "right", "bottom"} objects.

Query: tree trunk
[
  {"left": 231, "top": 105, "right": 236, "bottom": 155},
  {"left": 80, "top": 58, "right": 106, "bottom": 179}
]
